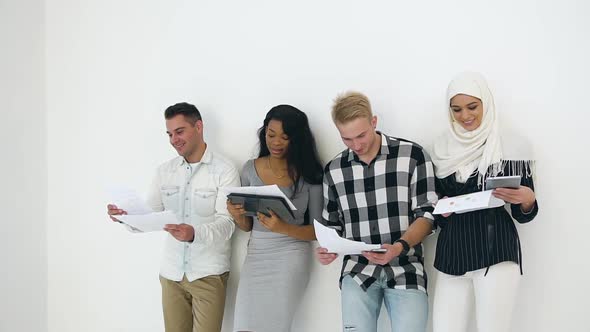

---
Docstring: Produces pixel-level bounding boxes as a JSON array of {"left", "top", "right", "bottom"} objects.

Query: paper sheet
[
  {"left": 221, "top": 185, "right": 297, "bottom": 210},
  {"left": 106, "top": 185, "right": 179, "bottom": 233},
  {"left": 106, "top": 185, "right": 153, "bottom": 215},
  {"left": 433, "top": 190, "right": 505, "bottom": 215},
  {"left": 116, "top": 211, "right": 179, "bottom": 232},
  {"left": 313, "top": 220, "right": 381, "bottom": 255}
]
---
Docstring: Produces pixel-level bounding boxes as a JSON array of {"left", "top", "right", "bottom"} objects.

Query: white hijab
[{"left": 431, "top": 72, "right": 534, "bottom": 185}]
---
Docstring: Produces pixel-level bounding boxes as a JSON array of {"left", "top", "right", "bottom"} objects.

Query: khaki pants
[{"left": 159, "top": 272, "right": 229, "bottom": 332}]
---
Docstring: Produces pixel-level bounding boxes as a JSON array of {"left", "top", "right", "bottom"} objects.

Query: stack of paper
[{"left": 314, "top": 220, "right": 381, "bottom": 255}]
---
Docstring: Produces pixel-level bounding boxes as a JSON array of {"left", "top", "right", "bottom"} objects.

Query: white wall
[
  {"left": 45, "top": 1, "right": 590, "bottom": 331},
  {"left": 0, "top": 1, "right": 47, "bottom": 331}
]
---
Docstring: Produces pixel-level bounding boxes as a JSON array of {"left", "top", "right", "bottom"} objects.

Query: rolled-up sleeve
[{"left": 410, "top": 148, "right": 438, "bottom": 225}]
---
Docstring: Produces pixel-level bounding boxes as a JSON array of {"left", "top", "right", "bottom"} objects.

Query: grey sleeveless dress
[{"left": 233, "top": 159, "right": 323, "bottom": 332}]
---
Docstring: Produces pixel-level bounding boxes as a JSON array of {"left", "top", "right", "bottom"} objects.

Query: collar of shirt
[{"left": 176, "top": 145, "right": 213, "bottom": 169}]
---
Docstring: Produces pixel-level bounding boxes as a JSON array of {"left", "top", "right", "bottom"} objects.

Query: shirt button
[{"left": 185, "top": 197, "right": 189, "bottom": 200}]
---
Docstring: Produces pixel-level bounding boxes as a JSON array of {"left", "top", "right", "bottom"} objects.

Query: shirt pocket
[
  {"left": 192, "top": 188, "right": 217, "bottom": 217},
  {"left": 160, "top": 185, "right": 180, "bottom": 211}
]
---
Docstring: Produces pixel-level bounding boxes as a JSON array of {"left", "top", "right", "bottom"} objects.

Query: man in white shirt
[{"left": 107, "top": 102, "right": 240, "bottom": 332}]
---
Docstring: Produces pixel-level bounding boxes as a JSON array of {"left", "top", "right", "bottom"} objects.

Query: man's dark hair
[{"left": 164, "top": 102, "right": 202, "bottom": 125}]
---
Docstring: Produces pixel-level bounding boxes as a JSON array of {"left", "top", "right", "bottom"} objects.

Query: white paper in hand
[
  {"left": 433, "top": 191, "right": 505, "bottom": 215},
  {"left": 106, "top": 185, "right": 153, "bottom": 215},
  {"left": 314, "top": 220, "right": 381, "bottom": 255},
  {"left": 106, "top": 185, "right": 178, "bottom": 233},
  {"left": 117, "top": 211, "right": 179, "bottom": 232}
]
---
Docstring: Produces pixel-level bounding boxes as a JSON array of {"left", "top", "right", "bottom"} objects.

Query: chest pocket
[
  {"left": 160, "top": 185, "right": 180, "bottom": 211},
  {"left": 192, "top": 188, "right": 217, "bottom": 217}
]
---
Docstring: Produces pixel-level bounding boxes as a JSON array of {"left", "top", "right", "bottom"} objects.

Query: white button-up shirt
[{"left": 146, "top": 148, "right": 239, "bottom": 282}]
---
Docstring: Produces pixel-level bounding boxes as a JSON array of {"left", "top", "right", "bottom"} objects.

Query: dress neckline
[{"left": 251, "top": 159, "right": 294, "bottom": 190}]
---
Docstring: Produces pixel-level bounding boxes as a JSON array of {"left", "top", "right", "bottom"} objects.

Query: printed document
[{"left": 433, "top": 190, "right": 505, "bottom": 215}]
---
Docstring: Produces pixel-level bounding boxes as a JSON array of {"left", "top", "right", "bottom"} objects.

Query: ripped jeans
[{"left": 341, "top": 273, "right": 428, "bottom": 332}]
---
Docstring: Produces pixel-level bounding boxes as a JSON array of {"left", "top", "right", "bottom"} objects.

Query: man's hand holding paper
[
  {"left": 313, "top": 220, "right": 381, "bottom": 255},
  {"left": 106, "top": 186, "right": 181, "bottom": 233}
]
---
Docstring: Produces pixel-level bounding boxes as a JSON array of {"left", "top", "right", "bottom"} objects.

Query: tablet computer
[
  {"left": 485, "top": 175, "right": 521, "bottom": 190},
  {"left": 227, "top": 193, "right": 295, "bottom": 223}
]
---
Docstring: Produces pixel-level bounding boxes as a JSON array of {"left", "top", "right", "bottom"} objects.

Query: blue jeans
[{"left": 341, "top": 272, "right": 428, "bottom": 332}]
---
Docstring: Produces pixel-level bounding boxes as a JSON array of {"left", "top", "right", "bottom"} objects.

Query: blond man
[{"left": 316, "top": 92, "right": 438, "bottom": 332}]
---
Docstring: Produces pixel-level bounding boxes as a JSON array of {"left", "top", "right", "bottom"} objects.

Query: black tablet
[
  {"left": 227, "top": 193, "right": 295, "bottom": 223},
  {"left": 485, "top": 175, "right": 521, "bottom": 190}
]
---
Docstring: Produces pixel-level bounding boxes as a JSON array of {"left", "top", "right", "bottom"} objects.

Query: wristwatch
[{"left": 394, "top": 238, "right": 410, "bottom": 252}]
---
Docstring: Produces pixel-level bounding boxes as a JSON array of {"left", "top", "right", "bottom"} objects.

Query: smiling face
[
  {"left": 450, "top": 94, "right": 484, "bottom": 131},
  {"left": 265, "top": 119, "right": 290, "bottom": 159},
  {"left": 166, "top": 114, "right": 204, "bottom": 160}
]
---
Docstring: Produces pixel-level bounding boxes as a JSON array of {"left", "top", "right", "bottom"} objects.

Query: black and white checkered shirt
[{"left": 322, "top": 132, "right": 437, "bottom": 292}]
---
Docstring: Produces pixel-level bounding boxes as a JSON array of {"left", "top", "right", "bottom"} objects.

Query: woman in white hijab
[{"left": 431, "top": 72, "right": 539, "bottom": 332}]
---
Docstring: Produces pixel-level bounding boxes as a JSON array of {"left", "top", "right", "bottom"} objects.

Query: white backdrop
[
  {"left": 36, "top": 0, "right": 590, "bottom": 331},
  {"left": 0, "top": 1, "right": 46, "bottom": 332}
]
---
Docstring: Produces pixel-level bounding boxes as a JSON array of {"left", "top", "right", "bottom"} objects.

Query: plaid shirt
[{"left": 322, "top": 132, "right": 437, "bottom": 292}]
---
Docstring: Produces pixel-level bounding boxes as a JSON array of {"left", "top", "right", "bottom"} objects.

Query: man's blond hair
[{"left": 331, "top": 91, "right": 373, "bottom": 124}]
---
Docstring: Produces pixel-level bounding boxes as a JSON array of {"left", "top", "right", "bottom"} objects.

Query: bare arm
[
  {"left": 227, "top": 201, "right": 253, "bottom": 232},
  {"left": 399, "top": 217, "right": 433, "bottom": 247},
  {"left": 256, "top": 210, "right": 316, "bottom": 240},
  {"left": 279, "top": 183, "right": 322, "bottom": 241},
  {"left": 362, "top": 217, "right": 433, "bottom": 264},
  {"left": 277, "top": 223, "right": 316, "bottom": 241}
]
